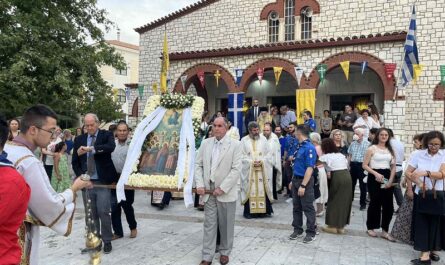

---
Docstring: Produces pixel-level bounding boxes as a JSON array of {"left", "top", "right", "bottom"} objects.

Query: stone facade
[{"left": 135, "top": 0, "right": 445, "bottom": 151}]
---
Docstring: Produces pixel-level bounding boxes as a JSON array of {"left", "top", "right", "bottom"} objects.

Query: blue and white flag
[
  {"left": 125, "top": 87, "right": 130, "bottom": 102},
  {"left": 228, "top": 92, "right": 244, "bottom": 138},
  {"left": 361, "top": 61, "right": 368, "bottom": 75},
  {"left": 400, "top": 6, "right": 419, "bottom": 88}
]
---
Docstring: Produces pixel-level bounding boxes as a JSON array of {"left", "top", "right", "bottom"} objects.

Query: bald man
[{"left": 72, "top": 113, "right": 118, "bottom": 254}]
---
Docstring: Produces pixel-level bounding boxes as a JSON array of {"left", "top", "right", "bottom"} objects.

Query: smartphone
[{"left": 380, "top": 178, "right": 389, "bottom": 189}]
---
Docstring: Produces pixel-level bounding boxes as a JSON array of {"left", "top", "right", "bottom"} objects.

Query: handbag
[
  {"left": 313, "top": 167, "right": 321, "bottom": 200},
  {"left": 416, "top": 173, "right": 445, "bottom": 215}
]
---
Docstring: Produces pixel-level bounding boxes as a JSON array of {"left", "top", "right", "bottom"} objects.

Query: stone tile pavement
[{"left": 39, "top": 190, "right": 444, "bottom": 265}]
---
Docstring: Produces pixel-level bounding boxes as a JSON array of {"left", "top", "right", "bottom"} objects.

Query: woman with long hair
[
  {"left": 405, "top": 131, "right": 445, "bottom": 264},
  {"left": 363, "top": 128, "right": 396, "bottom": 241},
  {"left": 320, "top": 110, "right": 332, "bottom": 139},
  {"left": 368, "top": 104, "right": 381, "bottom": 125},
  {"left": 50, "top": 142, "right": 71, "bottom": 192},
  {"left": 7, "top": 118, "right": 20, "bottom": 141},
  {"left": 319, "top": 138, "right": 353, "bottom": 234}
]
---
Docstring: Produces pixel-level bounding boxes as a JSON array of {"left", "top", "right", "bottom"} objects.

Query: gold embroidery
[
  {"left": 18, "top": 222, "right": 30, "bottom": 265},
  {"left": 48, "top": 207, "right": 66, "bottom": 228},
  {"left": 14, "top": 155, "right": 34, "bottom": 168},
  {"left": 24, "top": 215, "right": 45, "bottom": 226}
]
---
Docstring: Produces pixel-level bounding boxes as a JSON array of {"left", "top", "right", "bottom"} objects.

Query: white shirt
[
  {"left": 369, "top": 145, "right": 393, "bottom": 169},
  {"left": 390, "top": 138, "right": 405, "bottom": 172},
  {"left": 408, "top": 149, "right": 445, "bottom": 194},
  {"left": 353, "top": 117, "right": 380, "bottom": 139},
  {"left": 320, "top": 153, "right": 349, "bottom": 171}
]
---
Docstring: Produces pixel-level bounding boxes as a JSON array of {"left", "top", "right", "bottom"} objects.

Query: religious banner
[
  {"left": 384, "top": 63, "right": 397, "bottom": 80},
  {"left": 180, "top": 75, "right": 187, "bottom": 91},
  {"left": 235, "top": 68, "right": 244, "bottom": 86},
  {"left": 197, "top": 70, "right": 205, "bottom": 88},
  {"left": 125, "top": 87, "right": 130, "bottom": 102},
  {"left": 273, "top": 67, "right": 283, "bottom": 86},
  {"left": 340, "top": 61, "right": 350, "bottom": 80},
  {"left": 413, "top": 64, "right": 423, "bottom": 83},
  {"left": 317, "top": 64, "right": 328, "bottom": 84},
  {"left": 256, "top": 68, "right": 264, "bottom": 85},
  {"left": 152, "top": 83, "right": 158, "bottom": 94},
  {"left": 228, "top": 92, "right": 244, "bottom": 137},
  {"left": 116, "top": 93, "right": 205, "bottom": 207},
  {"left": 294, "top": 66, "right": 305, "bottom": 87},
  {"left": 441, "top": 65, "right": 445, "bottom": 86},
  {"left": 296, "top": 89, "right": 316, "bottom": 125},
  {"left": 361, "top": 61, "right": 368, "bottom": 75},
  {"left": 214, "top": 70, "right": 221, "bottom": 87},
  {"left": 138, "top": 85, "right": 144, "bottom": 99}
]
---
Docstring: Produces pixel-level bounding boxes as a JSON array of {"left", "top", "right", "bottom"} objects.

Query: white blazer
[{"left": 195, "top": 135, "right": 242, "bottom": 202}]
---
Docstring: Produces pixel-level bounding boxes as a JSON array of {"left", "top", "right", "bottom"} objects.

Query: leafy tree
[{"left": 0, "top": 0, "right": 126, "bottom": 123}]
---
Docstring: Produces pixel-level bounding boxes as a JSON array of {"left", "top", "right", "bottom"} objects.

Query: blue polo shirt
[
  {"left": 292, "top": 139, "right": 317, "bottom": 178},
  {"left": 278, "top": 136, "right": 287, "bottom": 157},
  {"left": 304, "top": 118, "right": 316, "bottom": 132},
  {"left": 284, "top": 135, "right": 298, "bottom": 157}
]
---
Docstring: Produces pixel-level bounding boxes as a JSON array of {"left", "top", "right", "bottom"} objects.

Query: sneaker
[
  {"left": 103, "top": 242, "right": 112, "bottom": 254},
  {"left": 303, "top": 235, "right": 316, "bottom": 244},
  {"left": 289, "top": 231, "right": 304, "bottom": 240}
]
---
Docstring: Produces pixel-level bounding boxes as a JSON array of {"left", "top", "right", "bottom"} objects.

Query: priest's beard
[{"left": 249, "top": 133, "right": 259, "bottom": 140}]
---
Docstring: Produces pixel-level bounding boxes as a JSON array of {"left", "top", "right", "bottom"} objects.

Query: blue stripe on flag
[
  {"left": 400, "top": 6, "right": 419, "bottom": 87},
  {"left": 227, "top": 92, "right": 244, "bottom": 138}
]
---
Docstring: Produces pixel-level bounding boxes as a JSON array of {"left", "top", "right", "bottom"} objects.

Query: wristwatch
[{"left": 300, "top": 184, "right": 306, "bottom": 188}]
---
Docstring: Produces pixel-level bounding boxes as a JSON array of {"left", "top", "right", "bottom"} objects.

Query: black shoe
[
  {"left": 103, "top": 242, "right": 112, "bottom": 254},
  {"left": 158, "top": 203, "right": 165, "bottom": 210},
  {"left": 303, "top": 235, "right": 316, "bottom": 244},
  {"left": 289, "top": 231, "right": 304, "bottom": 240},
  {"left": 360, "top": 205, "right": 366, "bottom": 211},
  {"left": 81, "top": 241, "right": 102, "bottom": 254},
  {"left": 410, "top": 258, "right": 431, "bottom": 265},
  {"left": 430, "top": 253, "right": 440, "bottom": 262},
  {"left": 243, "top": 213, "right": 252, "bottom": 219}
]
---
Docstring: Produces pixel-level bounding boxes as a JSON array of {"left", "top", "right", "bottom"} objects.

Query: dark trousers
[
  {"left": 44, "top": 165, "right": 53, "bottom": 181},
  {"left": 393, "top": 171, "right": 404, "bottom": 207},
  {"left": 272, "top": 167, "right": 278, "bottom": 200},
  {"left": 292, "top": 176, "right": 316, "bottom": 237},
  {"left": 413, "top": 211, "right": 442, "bottom": 252},
  {"left": 111, "top": 189, "right": 137, "bottom": 237},
  {"left": 283, "top": 162, "right": 292, "bottom": 196},
  {"left": 151, "top": 192, "right": 172, "bottom": 206},
  {"left": 350, "top": 162, "right": 367, "bottom": 207},
  {"left": 82, "top": 184, "right": 113, "bottom": 243},
  {"left": 366, "top": 169, "right": 394, "bottom": 232}
]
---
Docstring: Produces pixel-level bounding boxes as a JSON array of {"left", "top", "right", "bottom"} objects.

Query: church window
[
  {"left": 284, "top": 0, "right": 295, "bottom": 41},
  {"left": 268, "top": 11, "right": 279, "bottom": 43},
  {"left": 301, "top": 10, "right": 312, "bottom": 40},
  {"left": 117, "top": 89, "right": 126, "bottom": 103}
]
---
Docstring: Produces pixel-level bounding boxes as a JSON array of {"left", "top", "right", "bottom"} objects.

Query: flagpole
[{"left": 393, "top": 4, "right": 416, "bottom": 102}]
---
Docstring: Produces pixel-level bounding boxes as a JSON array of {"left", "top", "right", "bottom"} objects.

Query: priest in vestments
[
  {"left": 262, "top": 123, "right": 282, "bottom": 200},
  {"left": 240, "top": 121, "right": 274, "bottom": 219}
]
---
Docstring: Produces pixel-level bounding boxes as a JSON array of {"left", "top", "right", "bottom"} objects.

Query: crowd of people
[{"left": 1, "top": 101, "right": 444, "bottom": 265}]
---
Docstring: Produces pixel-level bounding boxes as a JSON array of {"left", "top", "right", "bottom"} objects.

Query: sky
[{"left": 97, "top": 0, "right": 198, "bottom": 45}]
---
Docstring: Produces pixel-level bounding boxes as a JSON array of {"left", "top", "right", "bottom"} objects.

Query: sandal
[
  {"left": 381, "top": 232, "right": 396, "bottom": 242},
  {"left": 367, "top": 230, "right": 377, "bottom": 237}
]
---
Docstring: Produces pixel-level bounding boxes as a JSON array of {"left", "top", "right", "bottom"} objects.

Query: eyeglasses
[
  {"left": 428, "top": 143, "right": 441, "bottom": 148},
  {"left": 36, "top": 126, "right": 56, "bottom": 137}
]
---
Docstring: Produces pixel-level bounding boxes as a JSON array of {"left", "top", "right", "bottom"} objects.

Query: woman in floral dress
[{"left": 51, "top": 142, "right": 71, "bottom": 192}]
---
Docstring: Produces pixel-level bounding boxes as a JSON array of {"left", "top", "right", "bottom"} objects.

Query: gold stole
[{"left": 248, "top": 139, "right": 267, "bottom": 214}]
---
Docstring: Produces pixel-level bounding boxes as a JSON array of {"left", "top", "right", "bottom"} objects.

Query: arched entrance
[
  {"left": 240, "top": 58, "right": 299, "bottom": 109},
  {"left": 173, "top": 63, "right": 236, "bottom": 113},
  {"left": 305, "top": 52, "right": 394, "bottom": 118}
]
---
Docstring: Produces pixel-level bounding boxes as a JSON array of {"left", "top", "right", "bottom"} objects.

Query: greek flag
[
  {"left": 400, "top": 6, "right": 419, "bottom": 87},
  {"left": 227, "top": 92, "right": 244, "bottom": 137}
]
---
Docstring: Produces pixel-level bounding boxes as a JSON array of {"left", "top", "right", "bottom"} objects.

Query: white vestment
[
  {"left": 264, "top": 133, "right": 282, "bottom": 191},
  {"left": 240, "top": 135, "right": 273, "bottom": 213},
  {"left": 5, "top": 143, "right": 76, "bottom": 265}
]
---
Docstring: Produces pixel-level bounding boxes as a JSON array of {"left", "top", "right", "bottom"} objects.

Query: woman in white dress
[
  {"left": 310, "top": 132, "right": 328, "bottom": 217},
  {"left": 353, "top": 109, "right": 380, "bottom": 140}
]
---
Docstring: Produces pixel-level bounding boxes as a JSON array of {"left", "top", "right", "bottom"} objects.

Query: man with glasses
[
  {"left": 4, "top": 105, "right": 92, "bottom": 264},
  {"left": 72, "top": 113, "right": 118, "bottom": 254}
]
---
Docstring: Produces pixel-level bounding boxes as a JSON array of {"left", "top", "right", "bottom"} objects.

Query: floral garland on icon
[{"left": 125, "top": 93, "right": 204, "bottom": 189}]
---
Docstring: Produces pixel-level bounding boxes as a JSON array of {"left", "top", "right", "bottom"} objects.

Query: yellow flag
[
  {"left": 112, "top": 88, "right": 119, "bottom": 101},
  {"left": 340, "top": 61, "right": 350, "bottom": 80},
  {"left": 152, "top": 83, "right": 158, "bottom": 94},
  {"left": 273, "top": 67, "right": 283, "bottom": 86},
  {"left": 413, "top": 64, "right": 423, "bottom": 83},
  {"left": 160, "top": 32, "right": 169, "bottom": 94},
  {"left": 296, "top": 89, "right": 316, "bottom": 125}
]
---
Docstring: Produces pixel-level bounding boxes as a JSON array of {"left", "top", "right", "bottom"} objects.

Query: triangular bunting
[
  {"left": 316, "top": 64, "right": 328, "bottom": 84},
  {"left": 273, "top": 67, "right": 283, "bottom": 86},
  {"left": 361, "top": 61, "right": 368, "bottom": 75},
  {"left": 413, "top": 64, "right": 423, "bottom": 84},
  {"left": 197, "top": 71, "right": 205, "bottom": 88},
  {"left": 256, "top": 68, "right": 264, "bottom": 85},
  {"left": 340, "top": 61, "right": 350, "bottom": 80},
  {"left": 214, "top": 70, "right": 221, "bottom": 88},
  {"left": 294, "top": 66, "right": 305, "bottom": 87}
]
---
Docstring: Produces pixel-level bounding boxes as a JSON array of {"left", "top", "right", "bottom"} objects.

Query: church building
[{"left": 129, "top": 0, "right": 445, "bottom": 145}]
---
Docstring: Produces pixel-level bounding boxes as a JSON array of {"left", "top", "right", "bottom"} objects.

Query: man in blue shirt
[
  {"left": 288, "top": 125, "right": 317, "bottom": 244},
  {"left": 282, "top": 123, "right": 297, "bottom": 196}
]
